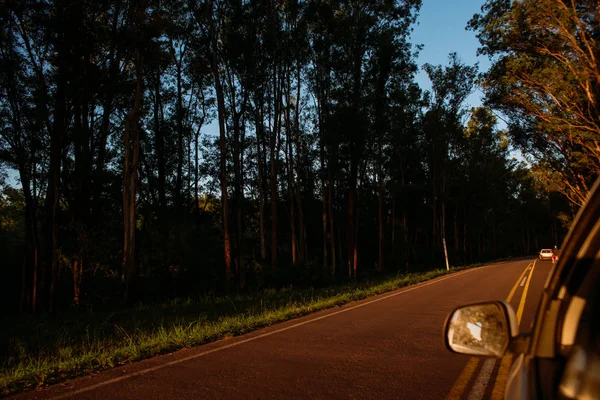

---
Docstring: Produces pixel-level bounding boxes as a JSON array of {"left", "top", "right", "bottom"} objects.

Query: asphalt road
[{"left": 12, "top": 258, "right": 553, "bottom": 400}]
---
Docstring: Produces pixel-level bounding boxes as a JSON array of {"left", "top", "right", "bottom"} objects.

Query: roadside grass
[{"left": 0, "top": 261, "right": 501, "bottom": 397}]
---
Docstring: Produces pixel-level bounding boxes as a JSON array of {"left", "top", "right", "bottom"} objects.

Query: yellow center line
[
  {"left": 446, "top": 260, "right": 534, "bottom": 400},
  {"left": 507, "top": 261, "right": 533, "bottom": 303},
  {"left": 490, "top": 260, "right": 536, "bottom": 400},
  {"left": 447, "top": 357, "right": 481, "bottom": 400},
  {"left": 489, "top": 355, "right": 513, "bottom": 400},
  {"left": 516, "top": 261, "right": 536, "bottom": 322}
]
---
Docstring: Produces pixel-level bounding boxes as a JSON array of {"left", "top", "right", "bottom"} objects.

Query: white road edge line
[
  {"left": 467, "top": 358, "right": 496, "bottom": 400},
  {"left": 47, "top": 264, "right": 504, "bottom": 400}
]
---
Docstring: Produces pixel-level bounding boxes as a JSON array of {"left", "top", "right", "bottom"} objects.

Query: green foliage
[
  {"left": 468, "top": 0, "right": 600, "bottom": 206},
  {"left": 0, "top": 186, "right": 24, "bottom": 237},
  {"left": 0, "top": 262, "right": 486, "bottom": 396}
]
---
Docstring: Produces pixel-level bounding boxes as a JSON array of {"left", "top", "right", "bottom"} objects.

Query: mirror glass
[{"left": 446, "top": 302, "right": 509, "bottom": 357}]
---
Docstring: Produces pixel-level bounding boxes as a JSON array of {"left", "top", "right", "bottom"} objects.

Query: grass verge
[{"left": 1, "top": 261, "right": 498, "bottom": 397}]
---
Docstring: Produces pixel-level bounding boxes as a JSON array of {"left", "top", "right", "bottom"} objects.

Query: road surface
[{"left": 12, "top": 258, "right": 553, "bottom": 400}]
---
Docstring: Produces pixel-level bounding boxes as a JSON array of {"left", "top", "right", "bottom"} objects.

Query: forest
[{"left": 1, "top": 0, "right": 597, "bottom": 317}]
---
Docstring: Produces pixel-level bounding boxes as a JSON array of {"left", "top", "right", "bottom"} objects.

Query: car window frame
[
  {"left": 528, "top": 178, "right": 600, "bottom": 360},
  {"left": 515, "top": 179, "right": 600, "bottom": 400}
]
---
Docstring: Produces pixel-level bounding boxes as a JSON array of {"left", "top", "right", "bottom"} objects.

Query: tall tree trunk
[
  {"left": 317, "top": 92, "right": 328, "bottom": 270},
  {"left": 316, "top": 39, "right": 334, "bottom": 276},
  {"left": 238, "top": 116, "right": 247, "bottom": 285},
  {"left": 454, "top": 201, "right": 460, "bottom": 251},
  {"left": 44, "top": 3, "right": 67, "bottom": 310},
  {"left": 492, "top": 210, "right": 497, "bottom": 258},
  {"left": 285, "top": 68, "right": 297, "bottom": 265},
  {"left": 94, "top": 4, "right": 121, "bottom": 216},
  {"left": 209, "top": 1, "right": 231, "bottom": 285},
  {"left": 23, "top": 203, "right": 36, "bottom": 311},
  {"left": 403, "top": 210, "right": 408, "bottom": 262},
  {"left": 194, "top": 121, "right": 201, "bottom": 209},
  {"left": 72, "top": 105, "right": 86, "bottom": 307},
  {"left": 154, "top": 73, "right": 166, "bottom": 210},
  {"left": 441, "top": 173, "right": 447, "bottom": 266},
  {"left": 73, "top": 257, "right": 82, "bottom": 307},
  {"left": 526, "top": 220, "right": 530, "bottom": 253},
  {"left": 353, "top": 192, "right": 360, "bottom": 279},
  {"left": 377, "top": 182, "right": 384, "bottom": 272},
  {"left": 391, "top": 192, "right": 396, "bottom": 246},
  {"left": 227, "top": 67, "right": 246, "bottom": 282},
  {"left": 234, "top": 113, "right": 243, "bottom": 281},
  {"left": 270, "top": 69, "right": 281, "bottom": 272},
  {"left": 175, "top": 60, "right": 184, "bottom": 211},
  {"left": 377, "top": 127, "right": 384, "bottom": 272},
  {"left": 255, "top": 106, "right": 267, "bottom": 261},
  {"left": 73, "top": 45, "right": 93, "bottom": 305},
  {"left": 328, "top": 168, "right": 337, "bottom": 276},
  {"left": 374, "top": 37, "right": 390, "bottom": 273},
  {"left": 270, "top": 125, "right": 279, "bottom": 271},
  {"left": 297, "top": 197, "right": 307, "bottom": 263},
  {"left": 400, "top": 168, "right": 409, "bottom": 255},
  {"left": 188, "top": 127, "right": 192, "bottom": 206},
  {"left": 326, "top": 119, "right": 336, "bottom": 277},
  {"left": 337, "top": 226, "right": 342, "bottom": 277},
  {"left": 347, "top": 189, "right": 355, "bottom": 278},
  {"left": 18, "top": 167, "right": 39, "bottom": 312},
  {"left": 321, "top": 138, "right": 328, "bottom": 270},
  {"left": 431, "top": 148, "right": 437, "bottom": 250},
  {"left": 348, "top": 16, "right": 364, "bottom": 279},
  {"left": 293, "top": 63, "right": 306, "bottom": 262},
  {"left": 122, "top": 64, "right": 142, "bottom": 302},
  {"left": 6, "top": 31, "right": 41, "bottom": 311},
  {"left": 122, "top": 0, "right": 145, "bottom": 302}
]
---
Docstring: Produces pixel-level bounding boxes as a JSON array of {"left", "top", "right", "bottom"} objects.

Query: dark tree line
[{"left": 0, "top": 0, "right": 568, "bottom": 314}]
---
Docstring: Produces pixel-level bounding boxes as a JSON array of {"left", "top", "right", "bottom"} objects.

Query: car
[
  {"left": 443, "top": 177, "right": 600, "bottom": 399},
  {"left": 539, "top": 248, "right": 553, "bottom": 261}
]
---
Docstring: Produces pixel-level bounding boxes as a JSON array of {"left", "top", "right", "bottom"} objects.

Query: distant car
[
  {"left": 538, "top": 248, "right": 553, "bottom": 260},
  {"left": 443, "top": 176, "right": 600, "bottom": 399}
]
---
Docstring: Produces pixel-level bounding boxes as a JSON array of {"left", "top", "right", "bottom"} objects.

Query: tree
[
  {"left": 468, "top": 0, "right": 600, "bottom": 206},
  {"left": 0, "top": 0, "right": 571, "bottom": 318},
  {"left": 422, "top": 53, "right": 478, "bottom": 254},
  {"left": 206, "top": 0, "right": 232, "bottom": 286},
  {"left": 122, "top": 0, "right": 147, "bottom": 302},
  {"left": 0, "top": 2, "right": 45, "bottom": 311}
]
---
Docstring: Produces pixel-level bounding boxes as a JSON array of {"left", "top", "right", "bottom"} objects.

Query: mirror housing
[{"left": 444, "top": 300, "right": 520, "bottom": 357}]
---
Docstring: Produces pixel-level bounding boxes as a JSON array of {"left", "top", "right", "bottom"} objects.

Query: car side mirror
[{"left": 444, "top": 301, "right": 520, "bottom": 357}]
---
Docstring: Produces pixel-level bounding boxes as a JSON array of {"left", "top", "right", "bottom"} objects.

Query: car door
[{"left": 505, "top": 178, "right": 600, "bottom": 400}]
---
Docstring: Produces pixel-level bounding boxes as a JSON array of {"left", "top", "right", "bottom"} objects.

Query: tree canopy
[
  {"left": 0, "top": 0, "right": 568, "bottom": 314},
  {"left": 468, "top": 0, "right": 600, "bottom": 206}
]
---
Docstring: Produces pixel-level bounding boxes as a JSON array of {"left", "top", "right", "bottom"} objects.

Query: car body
[
  {"left": 539, "top": 249, "right": 553, "bottom": 261},
  {"left": 444, "top": 177, "right": 600, "bottom": 399}
]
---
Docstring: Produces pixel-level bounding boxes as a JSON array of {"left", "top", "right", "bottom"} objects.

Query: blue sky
[{"left": 410, "top": 0, "right": 490, "bottom": 108}]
